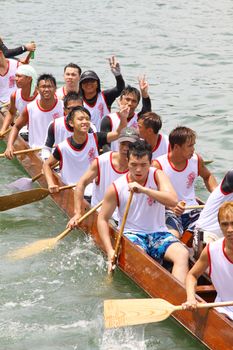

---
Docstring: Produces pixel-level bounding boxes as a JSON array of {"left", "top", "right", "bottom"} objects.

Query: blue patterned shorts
[
  {"left": 124, "top": 231, "right": 179, "bottom": 264},
  {"left": 165, "top": 209, "right": 202, "bottom": 236}
]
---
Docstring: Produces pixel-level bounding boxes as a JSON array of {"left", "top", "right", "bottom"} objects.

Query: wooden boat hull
[{"left": 1, "top": 118, "right": 232, "bottom": 350}]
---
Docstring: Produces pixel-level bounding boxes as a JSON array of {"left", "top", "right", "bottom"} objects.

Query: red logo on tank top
[
  {"left": 186, "top": 171, "right": 196, "bottom": 188},
  {"left": 88, "top": 147, "right": 95, "bottom": 162},
  {"left": 147, "top": 196, "right": 154, "bottom": 206},
  {"left": 53, "top": 113, "right": 60, "bottom": 119},
  {"left": 9, "top": 76, "right": 15, "bottom": 88},
  {"left": 98, "top": 103, "right": 104, "bottom": 118}
]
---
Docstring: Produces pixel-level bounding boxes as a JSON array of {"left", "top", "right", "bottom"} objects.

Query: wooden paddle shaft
[
  {"left": 159, "top": 300, "right": 233, "bottom": 312},
  {"left": 112, "top": 191, "right": 134, "bottom": 263},
  {"left": 0, "top": 127, "right": 11, "bottom": 137},
  {"left": 185, "top": 204, "right": 205, "bottom": 210},
  {"left": 0, "top": 147, "right": 42, "bottom": 158}
]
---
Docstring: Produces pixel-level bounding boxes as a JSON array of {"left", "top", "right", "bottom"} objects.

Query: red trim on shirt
[
  {"left": 155, "top": 160, "right": 163, "bottom": 170},
  {"left": 107, "top": 115, "right": 113, "bottom": 131},
  {"left": 153, "top": 168, "right": 158, "bottom": 187},
  {"left": 207, "top": 243, "right": 212, "bottom": 277},
  {"left": 127, "top": 112, "right": 137, "bottom": 123},
  {"left": 67, "top": 135, "right": 88, "bottom": 151},
  {"left": 20, "top": 89, "right": 38, "bottom": 102},
  {"left": 24, "top": 106, "right": 29, "bottom": 124},
  {"left": 93, "top": 132, "right": 99, "bottom": 149},
  {"left": 197, "top": 154, "right": 201, "bottom": 176},
  {"left": 222, "top": 238, "right": 233, "bottom": 264},
  {"left": 168, "top": 153, "right": 188, "bottom": 172},
  {"left": 36, "top": 98, "right": 58, "bottom": 112},
  {"left": 110, "top": 152, "right": 128, "bottom": 174},
  {"left": 152, "top": 134, "right": 162, "bottom": 153},
  {"left": 57, "top": 146, "right": 63, "bottom": 170},
  {"left": 95, "top": 157, "right": 100, "bottom": 185},
  {"left": 127, "top": 171, "right": 149, "bottom": 187},
  {"left": 112, "top": 182, "right": 120, "bottom": 207}
]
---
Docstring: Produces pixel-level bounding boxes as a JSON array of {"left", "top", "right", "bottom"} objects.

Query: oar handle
[
  {"left": 58, "top": 184, "right": 76, "bottom": 191},
  {"left": 0, "top": 127, "right": 11, "bottom": 137},
  {"left": 112, "top": 191, "right": 134, "bottom": 266},
  {"left": 57, "top": 201, "right": 104, "bottom": 241},
  {"left": 174, "top": 300, "right": 233, "bottom": 312},
  {"left": 0, "top": 147, "right": 42, "bottom": 158},
  {"left": 185, "top": 205, "right": 205, "bottom": 210}
]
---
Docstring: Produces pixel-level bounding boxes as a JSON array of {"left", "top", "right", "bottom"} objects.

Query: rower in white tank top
[
  {"left": 151, "top": 134, "right": 169, "bottom": 160},
  {"left": 13, "top": 88, "right": 39, "bottom": 114},
  {"left": 156, "top": 153, "right": 200, "bottom": 207},
  {"left": 208, "top": 238, "right": 233, "bottom": 320},
  {"left": 26, "top": 98, "right": 64, "bottom": 147},
  {"left": 0, "top": 58, "right": 19, "bottom": 103},
  {"left": 58, "top": 134, "right": 98, "bottom": 196},
  {"left": 107, "top": 112, "right": 138, "bottom": 152},
  {"left": 56, "top": 86, "right": 66, "bottom": 100},
  {"left": 91, "top": 151, "right": 128, "bottom": 220},
  {"left": 113, "top": 168, "right": 168, "bottom": 234},
  {"left": 83, "top": 92, "right": 110, "bottom": 131}
]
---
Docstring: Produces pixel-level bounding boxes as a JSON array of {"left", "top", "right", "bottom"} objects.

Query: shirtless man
[
  {"left": 43, "top": 105, "right": 128, "bottom": 196},
  {"left": 56, "top": 63, "right": 81, "bottom": 100},
  {"left": 183, "top": 202, "right": 233, "bottom": 321},
  {"left": 79, "top": 56, "right": 125, "bottom": 131},
  {"left": 154, "top": 126, "right": 218, "bottom": 238},
  {"left": 0, "top": 64, "right": 38, "bottom": 137},
  {"left": 98, "top": 140, "right": 190, "bottom": 284},
  {"left": 137, "top": 111, "right": 169, "bottom": 160},
  {"left": 5, "top": 74, "right": 64, "bottom": 157},
  {"left": 67, "top": 127, "right": 139, "bottom": 228}
]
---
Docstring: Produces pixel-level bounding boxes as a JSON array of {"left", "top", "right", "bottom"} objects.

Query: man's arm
[
  {"left": 0, "top": 93, "right": 17, "bottom": 136},
  {"left": 198, "top": 156, "right": 218, "bottom": 192},
  {"left": 4, "top": 108, "right": 28, "bottom": 159},
  {"left": 42, "top": 152, "right": 60, "bottom": 193},
  {"left": 138, "top": 75, "right": 152, "bottom": 115},
  {"left": 183, "top": 247, "right": 209, "bottom": 309},
  {"left": 106, "top": 105, "right": 128, "bottom": 143},
  {"left": 97, "top": 184, "right": 118, "bottom": 272},
  {"left": 67, "top": 159, "right": 99, "bottom": 228},
  {"left": 0, "top": 41, "right": 36, "bottom": 58}
]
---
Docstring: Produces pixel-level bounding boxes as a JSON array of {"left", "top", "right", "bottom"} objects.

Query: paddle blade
[
  {"left": 6, "top": 177, "right": 33, "bottom": 191},
  {"left": 104, "top": 299, "right": 175, "bottom": 328},
  {"left": 0, "top": 188, "right": 49, "bottom": 211},
  {"left": 7, "top": 236, "right": 59, "bottom": 260}
]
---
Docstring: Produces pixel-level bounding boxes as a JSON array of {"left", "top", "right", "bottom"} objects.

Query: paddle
[
  {"left": 7, "top": 200, "right": 103, "bottom": 260},
  {"left": 109, "top": 191, "right": 134, "bottom": 276},
  {"left": 7, "top": 162, "right": 59, "bottom": 191},
  {"left": 185, "top": 204, "right": 204, "bottom": 210},
  {"left": 104, "top": 298, "right": 233, "bottom": 328},
  {"left": 0, "top": 147, "right": 41, "bottom": 158},
  {"left": 204, "top": 160, "right": 213, "bottom": 165},
  {"left": 0, "top": 184, "right": 75, "bottom": 212},
  {"left": 0, "top": 127, "right": 11, "bottom": 137}
]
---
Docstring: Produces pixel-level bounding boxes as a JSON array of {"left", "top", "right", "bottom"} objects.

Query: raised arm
[{"left": 138, "top": 75, "right": 151, "bottom": 115}]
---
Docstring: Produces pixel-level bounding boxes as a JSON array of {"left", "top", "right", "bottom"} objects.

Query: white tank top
[
  {"left": 151, "top": 134, "right": 169, "bottom": 160},
  {"left": 196, "top": 183, "right": 233, "bottom": 237},
  {"left": 13, "top": 88, "right": 38, "bottom": 114},
  {"left": 208, "top": 238, "right": 233, "bottom": 320},
  {"left": 27, "top": 99, "right": 64, "bottom": 147},
  {"left": 0, "top": 59, "right": 18, "bottom": 103},
  {"left": 114, "top": 168, "right": 168, "bottom": 234},
  {"left": 156, "top": 153, "right": 199, "bottom": 206},
  {"left": 108, "top": 112, "right": 138, "bottom": 152},
  {"left": 91, "top": 151, "right": 128, "bottom": 206},
  {"left": 53, "top": 116, "right": 73, "bottom": 146},
  {"left": 56, "top": 86, "right": 66, "bottom": 100},
  {"left": 58, "top": 135, "right": 99, "bottom": 196},
  {"left": 83, "top": 92, "right": 110, "bottom": 131}
]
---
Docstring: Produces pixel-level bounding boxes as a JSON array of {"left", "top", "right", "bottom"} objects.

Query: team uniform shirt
[
  {"left": 151, "top": 134, "right": 169, "bottom": 160},
  {"left": 57, "top": 134, "right": 99, "bottom": 196},
  {"left": 107, "top": 112, "right": 138, "bottom": 152},
  {"left": 12, "top": 88, "right": 39, "bottom": 114},
  {"left": 208, "top": 238, "right": 233, "bottom": 320},
  {"left": 156, "top": 153, "right": 200, "bottom": 207},
  {"left": 26, "top": 99, "right": 64, "bottom": 148},
  {"left": 195, "top": 182, "right": 233, "bottom": 240},
  {"left": 0, "top": 59, "right": 19, "bottom": 104},
  {"left": 53, "top": 116, "right": 73, "bottom": 146},
  {"left": 56, "top": 86, "right": 66, "bottom": 100},
  {"left": 91, "top": 151, "right": 128, "bottom": 219},
  {"left": 83, "top": 92, "right": 110, "bottom": 131},
  {"left": 113, "top": 168, "right": 168, "bottom": 234}
]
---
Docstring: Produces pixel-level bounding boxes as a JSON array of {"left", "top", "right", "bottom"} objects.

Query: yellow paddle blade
[
  {"left": 7, "top": 236, "right": 60, "bottom": 260},
  {"left": 104, "top": 299, "right": 179, "bottom": 328}
]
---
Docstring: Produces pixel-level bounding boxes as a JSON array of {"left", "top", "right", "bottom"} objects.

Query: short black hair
[
  {"left": 37, "top": 73, "right": 56, "bottom": 88},
  {"left": 138, "top": 112, "right": 162, "bottom": 134},
  {"left": 64, "top": 63, "right": 82, "bottom": 76},
  {"left": 120, "top": 85, "right": 141, "bottom": 104},
  {"left": 63, "top": 91, "right": 83, "bottom": 109},
  {"left": 68, "top": 105, "right": 91, "bottom": 123},
  {"left": 169, "top": 126, "right": 196, "bottom": 149},
  {"left": 127, "top": 139, "right": 152, "bottom": 162}
]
